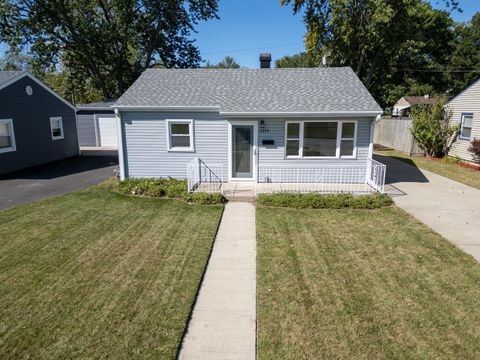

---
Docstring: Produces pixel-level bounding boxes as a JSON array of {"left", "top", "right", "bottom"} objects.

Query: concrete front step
[{"left": 224, "top": 195, "right": 256, "bottom": 203}]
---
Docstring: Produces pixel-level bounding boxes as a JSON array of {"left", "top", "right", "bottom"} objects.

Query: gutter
[
  {"left": 112, "top": 105, "right": 222, "bottom": 112},
  {"left": 111, "top": 106, "right": 383, "bottom": 118}
]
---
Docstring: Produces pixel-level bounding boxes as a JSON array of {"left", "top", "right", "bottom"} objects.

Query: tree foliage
[
  {"left": 447, "top": 12, "right": 480, "bottom": 95},
  {"left": 0, "top": 0, "right": 219, "bottom": 100},
  {"left": 281, "top": 0, "right": 477, "bottom": 108},
  {"left": 411, "top": 99, "right": 459, "bottom": 157},
  {"left": 275, "top": 52, "right": 316, "bottom": 68},
  {"left": 204, "top": 56, "right": 241, "bottom": 69}
]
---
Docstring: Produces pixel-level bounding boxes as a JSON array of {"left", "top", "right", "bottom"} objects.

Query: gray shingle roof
[
  {"left": 0, "top": 71, "right": 23, "bottom": 87},
  {"left": 114, "top": 67, "right": 382, "bottom": 113}
]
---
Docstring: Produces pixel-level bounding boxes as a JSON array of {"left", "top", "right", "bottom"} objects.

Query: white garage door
[{"left": 98, "top": 117, "right": 118, "bottom": 147}]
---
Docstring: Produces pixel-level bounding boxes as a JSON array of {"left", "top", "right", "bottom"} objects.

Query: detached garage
[
  {"left": 76, "top": 101, "right": 118, "bottom": 148},
  {"left": 0, "top": 71, "right": 79, "bottom": 175}
]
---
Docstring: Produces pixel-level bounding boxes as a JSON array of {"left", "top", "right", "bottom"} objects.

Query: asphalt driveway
[
  {"left": 375, "top": 153, "right": 480, "bottom": 262},
  {"left": 0, "top": 156, "right": 117, "bottom": 210}
]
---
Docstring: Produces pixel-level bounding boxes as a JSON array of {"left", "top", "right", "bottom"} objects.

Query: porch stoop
[{"left": 223, "top": 182, "right": 256, "bottom": 202}]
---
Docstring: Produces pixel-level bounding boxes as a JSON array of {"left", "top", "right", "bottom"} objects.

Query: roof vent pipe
[
  {"left": 322, "top": 55, "right": 329, "bottom": 67},
  {"left": 260, "top": 53, "right": 272, "bottom": 69}
]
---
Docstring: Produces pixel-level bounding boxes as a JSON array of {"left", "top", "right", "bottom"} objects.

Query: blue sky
[
  {"left": 0, "top": 0, "right": 478, "bottom": 68},
  {"left": 194, "top": 0, "right": 479, "bottom": 68}
]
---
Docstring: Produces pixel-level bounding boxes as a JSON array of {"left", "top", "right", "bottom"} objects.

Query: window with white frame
[
  {"left": 50, "top": 117, "right": 64, "bottom": 140},
  {"left": 285, "top": 121, "right": 356, "bottom": 158},
  {"left": 285, "top": 122, "right": 301, "bottom": 157},
  {"left": 0, "top": 119, "right": 16, "bottom": 153},
  {"left": 166, "top": 119, "right": 194, "bottom": 151},
  {"left": 460, "top": 113, "right": 473, "bottom": 140}
]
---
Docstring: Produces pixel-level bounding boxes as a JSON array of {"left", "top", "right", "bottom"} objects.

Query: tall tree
[
  {"left": 0, "top": 48, "right": 32, "bottom": 71},
  {"left": 204, "top": 56, "right": 241, "bottom": 69},
  {"left": 447, "top": 12, "right": 480, "bottom": 94},
  {"left": 281, "top": 0, "right": 457, "bottom": 107},
  {"left": 275, "top": 52, "right": 316, "bottom": 68},
  {"left": 0, "top": 0, "right": 219, "bottom": 99}
]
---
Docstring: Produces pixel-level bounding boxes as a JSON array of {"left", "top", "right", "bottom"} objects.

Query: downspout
[{"left": 115, "top": 108, "right": 126, "bottom": 181}]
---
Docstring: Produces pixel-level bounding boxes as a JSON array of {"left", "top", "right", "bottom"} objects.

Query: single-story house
[
  {"left": 112, "top": 63, "right": 386, "bottom": 194},
  {"left": 0, "top": 71, "right": 78, "bottom": 175},
  {"left": 392, "top": 95, "right": 446, "bottom": 117},
  {"left": 446, "top": 77, "right": 480, "bottom": 163},
  {"left": 76, "top": 100, "right": 118, "bottom": 148}
]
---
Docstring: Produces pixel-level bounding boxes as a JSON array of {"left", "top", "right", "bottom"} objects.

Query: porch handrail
[{"left": 186, "top": 157, "right": 224, "bottom": 194}]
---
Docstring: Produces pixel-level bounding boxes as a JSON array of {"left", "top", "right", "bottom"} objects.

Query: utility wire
[
  {"left": 395, "top": 68, "right": 480, "bottom": 73},
  {"left": 202, "top": 42, "right": 303, "bottom": 55}
]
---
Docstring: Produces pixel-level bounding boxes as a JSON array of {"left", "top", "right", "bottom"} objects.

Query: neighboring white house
[
  {"left": 112, "top": 58, "right": 387, "bottom": 194},
  {"left": 446, "top": 78, "right": 480, "bottom": 163}
]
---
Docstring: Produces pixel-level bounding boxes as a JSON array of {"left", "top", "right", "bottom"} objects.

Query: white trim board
[{"left": 0, "top": 72, "right": 76, "bottom": 111}]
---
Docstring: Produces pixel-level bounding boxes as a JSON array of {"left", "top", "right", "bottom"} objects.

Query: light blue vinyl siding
[
  {"left": 122, "top": 111, "right": 228, "bottom": 179},
  {"left": 257, "top": 118, "right": 373, "bottom": 183},
  {"left": 121, "top": 112, "right": 373, "bottom": 181},
  {"left": 258, "top": 118, "right": 372, "bottom": 164}
]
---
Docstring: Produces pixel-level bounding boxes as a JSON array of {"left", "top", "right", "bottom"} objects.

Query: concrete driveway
[
  {"left": 0, "top": 155, "right": 117, "bottom": 210},
  {"left": 375, "top": 153, "right": 480, "bottom": 262}
]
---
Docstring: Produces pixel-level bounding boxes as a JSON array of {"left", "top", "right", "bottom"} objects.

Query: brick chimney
[{"left": 259, "top": 53, "right": 272, "bottom": 69}]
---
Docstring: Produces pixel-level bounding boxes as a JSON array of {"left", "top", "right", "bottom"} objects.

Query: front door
[{"left": 232, "top": 125, "right": 254, "bottom": 179}]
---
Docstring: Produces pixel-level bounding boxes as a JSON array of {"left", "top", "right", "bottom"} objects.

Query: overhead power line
[
  {"left": 202, "top": 42, "right": 303, "bottom": 55},
  {"left": 396, "top": 68, "right": 480, "bottom": 73}
]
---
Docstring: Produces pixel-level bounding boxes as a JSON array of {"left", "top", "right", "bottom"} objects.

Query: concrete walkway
[
  {"left": 375, "top": 154, "right": 480, "bottom": 261},
  {"left": 179, "top": 202, "right": 256, "bottom": 360}
]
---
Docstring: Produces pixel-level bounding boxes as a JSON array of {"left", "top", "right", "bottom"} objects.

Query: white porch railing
[
  {"left": 187, "top": 157, "right": 225, "bottom": 194},
  {"left": 256, "top": 159, "right": 386, "bottom": 195},
  {"left": 186, "top": 157, "right": 386, "bottom": 196},
  {"left": 366, "top": 158, "right": 387, "bottom": 193}
]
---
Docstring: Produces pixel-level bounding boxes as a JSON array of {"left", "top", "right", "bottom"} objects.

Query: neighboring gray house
[
  {"left": 76, "top": 101, "right": 117, "bottom": 148},
  {"left": 113, "top": 64, "right": 386, "bottom": 194},
  {"left": 0, "top": 71, "right": 78, "bottom": 175},
  {"left": 446, "top": 78, "right": 480, "bottom": 163}
]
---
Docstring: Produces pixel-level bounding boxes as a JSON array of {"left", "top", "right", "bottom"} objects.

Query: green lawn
[
  {"left": 0, "top": 181, "right": 223, "bottom": 359},
  {"left": 257, "top": 205, "right": 480, "bottom": 360},
  {"left": 377, "top": 149, "right": 480, "bottom": 189}
]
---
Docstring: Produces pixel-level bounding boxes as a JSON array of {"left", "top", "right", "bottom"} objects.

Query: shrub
[
  {"left": 119, "top": 178, "right": 225, "bottom": 205},
  {"left": 184, "top": 192, "right": 225, "bottom": 205},
  {"left": 257, "top": 193, "right": 393, "bottom": 209},
  {"left": 118, "top": 178, "right": 187, "bottom": 198},
  {"left": 411, "top": 99, "right": 459, "bottom": 157},
  {"left": 468, "top": 138, "right": 480, "bottom": 163}
]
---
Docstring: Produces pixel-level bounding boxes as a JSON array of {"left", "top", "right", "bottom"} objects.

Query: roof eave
[
  {"left": 221, "top": 110, "right": 383, "bottom": 118},
  {"left": 112, "top": 105, "right": 222, "bottom": 112},
  {"left": 112, "top": 106, "right": 382, "bottom": 117},
  {"left": 76, "top": 106, "right": 115, "bottom": 111}
]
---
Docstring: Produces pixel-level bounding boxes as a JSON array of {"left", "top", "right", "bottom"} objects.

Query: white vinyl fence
[{"left": 374, "top": 117, "right": 424, "bottom": 155}]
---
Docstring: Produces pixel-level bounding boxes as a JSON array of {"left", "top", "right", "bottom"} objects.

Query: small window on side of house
[
  {"left": 460, "top": 113, "right": 473, "bottom": 140},
  {"left": 50, "top": 117, "right": 64, "bottom": 140},
  {"left": 0, "top": 119, "right": 16, "bottom": 153},
  {"left": 166, "top": 119, "right": 194, "bottom": 152}
]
